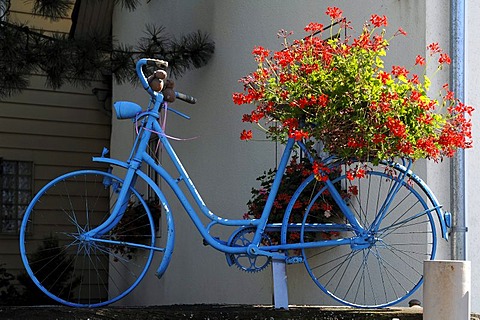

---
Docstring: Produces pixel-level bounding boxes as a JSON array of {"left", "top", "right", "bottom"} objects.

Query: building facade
[
  {"left": 0, "top": 0, "right": 111, "bottom": 287},
  {"left": 2, "top": 0, "right": 478, "bottom": 312},
  {"left": 111, "top": 0, "right": 480, "bottom": 311}
]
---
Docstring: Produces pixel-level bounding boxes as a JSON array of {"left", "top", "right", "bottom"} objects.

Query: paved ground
[
  {"left": 1, "top": 304, "right": 480, "bottom": 320},
  {"left": 0, "top": 304, "right": 425, "bottom": 320}
]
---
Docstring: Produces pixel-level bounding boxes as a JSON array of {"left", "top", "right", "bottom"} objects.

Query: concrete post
[
  {"left": 424, "top": 260, "right": 471, "bottom": 320},
  {"left": 272, "top": 259, "right": 289, "bottom": 309}
]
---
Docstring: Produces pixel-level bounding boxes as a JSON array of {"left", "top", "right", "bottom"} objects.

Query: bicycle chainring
[{"left": 228, "top": 227, "right": 272, "bottom": 273}]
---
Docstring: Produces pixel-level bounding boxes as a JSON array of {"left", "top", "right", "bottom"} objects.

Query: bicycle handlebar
[
  {"left": 175, "top": 92, "right": 197, "bottom": 104},
  {"left": 136, "top": 58, "right": 197, "bottom": 104},
  {"left": 136, "top": 59, "right": 166, "bottom": 93}
]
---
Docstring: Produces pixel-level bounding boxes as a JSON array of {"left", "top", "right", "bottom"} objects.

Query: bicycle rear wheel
[
  {"left": 300, "top": 161, "right": 438, "bottom": 308},
  {"left": 19, "top": 170, "right": 157, "bottom": 307}
]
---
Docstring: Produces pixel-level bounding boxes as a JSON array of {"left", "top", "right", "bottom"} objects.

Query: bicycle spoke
[
  {"left": 371, "top": 246, "right": 401, "bottom": 302},
  {"left": 345, "top": 249, "right": 372, "bottom": 303},
  {"left": 300, "top": 161, "right": 438, "bottom": 308},
  {"left": 20, "top": 171, "right": 159, "bottom": 307},
  {"left": 315, "top": 250, "right": 358, "bottom": 285},
  {"left": 378, "top": 209, "right": 434, "bottom": 238},
  {"left": 371, "top": 246, "right": 417, "bottom": 289}
]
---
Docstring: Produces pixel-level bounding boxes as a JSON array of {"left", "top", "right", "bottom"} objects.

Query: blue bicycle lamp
[{"left": 114, "top": 101, "right": 143, "bottom": 119}]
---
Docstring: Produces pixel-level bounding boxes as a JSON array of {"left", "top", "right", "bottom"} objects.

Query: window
[{"left": 1, "top": 159, "right": 33, "bottom": 233}]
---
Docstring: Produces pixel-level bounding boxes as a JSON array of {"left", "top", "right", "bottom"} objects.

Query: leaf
[{"left": 424, "top": 75, "right": 431, "bottom": 91}]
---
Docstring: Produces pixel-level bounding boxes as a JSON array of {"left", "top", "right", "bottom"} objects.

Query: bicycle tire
[
  {"left": 296, "top": 161, "right": 438, "bottom": 308},
  {"left": 19, "top": 170, "right": 157, "bottom": 307}
]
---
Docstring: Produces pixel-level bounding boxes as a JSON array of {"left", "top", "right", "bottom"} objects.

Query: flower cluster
[
  {"left": 233, "top": 7, "right": 473, "bottom": 163},
  {"left": 245, "top": 157, "right": 345, "bottom": 243}
]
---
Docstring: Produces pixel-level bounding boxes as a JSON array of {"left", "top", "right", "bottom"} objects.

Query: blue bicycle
[{"left": 19, "top": 58, "right": 451, "bottom": 308}]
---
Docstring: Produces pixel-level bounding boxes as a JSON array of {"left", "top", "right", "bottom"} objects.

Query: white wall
[
  {"left": 424, "top": 1, "right": 452, "bottom": 262},
  {"left": 112, "top": 0, "right": 480, "bottom": 310},
  {"left": 465, "top": 0, "right": 480, "bottom": 313},
  {"left": 427, "top": 0, "right": 480, "bottom": 313}
]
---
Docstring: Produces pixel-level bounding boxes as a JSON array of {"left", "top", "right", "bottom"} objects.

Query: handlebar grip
[{"left": 175, "top": 92, "right": 197, "bottom": 104}]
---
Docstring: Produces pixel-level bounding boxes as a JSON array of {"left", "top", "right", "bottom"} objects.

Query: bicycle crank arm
[{"left": 246, "top": 244, "right": 286, "bottom": 261}]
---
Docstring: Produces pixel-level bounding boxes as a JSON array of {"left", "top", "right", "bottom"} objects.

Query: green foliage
[
  {"left": 28, "top": 0, "right": 142, "bottom": 20},
  {"left": 0, "top": 264, "right": 20, "bottom": 305},
  {"left": 16, "top": 236, "right": 81, "bottom": 305},
  {"left": 0, "top": 1, "right": 215, "bottom": 99},
  {"left": 0, "top": 237, "right": 80, "bottom": 306},
  {"left": 234, "top": 7, "right": 473, "bottom": 164},
  {"left": 29, "top": 0, "right": 72, "bottom": 20}
]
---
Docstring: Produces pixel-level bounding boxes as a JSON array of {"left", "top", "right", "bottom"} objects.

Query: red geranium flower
[
  {"left": 415, "top": 55, "right": 426, "bottom": 66},
  {"left": 325, "top": 6, "right": 343, "bottom": 20},
  {"left": 234, "top": 6, "right": 474, "bottom": 167},
  {"left": 370, "top": 14, "right": 388, "bottom": 27},
  {"left": 240, "top": 129, "right": 253, "bottom": 141},
  {"left": 304, "top": 22, "right": 324, "bottom": 34}
]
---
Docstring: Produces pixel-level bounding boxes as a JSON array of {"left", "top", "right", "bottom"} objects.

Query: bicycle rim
[
  {"left": 19, "top": 170, "right": 156, "bottom": 307},
  {"left": 301, "top": 161, "right": 438, "bottom": 308}
]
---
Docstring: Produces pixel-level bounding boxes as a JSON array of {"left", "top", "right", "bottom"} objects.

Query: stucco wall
[
  {"left": 465, "top": 0, "right": 480, "bottom": 313},
  {"left": 112, "top": 0, "right": 479, "bottom": 310},
  {"left": 426, "top": 0, "right": 480, "bottom": 313}
]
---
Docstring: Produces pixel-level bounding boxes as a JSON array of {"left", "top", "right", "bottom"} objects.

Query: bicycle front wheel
[
  {"left": 300, "top": 161, "right": 438, "bottom": 308},
  {"left": 19, "top": 170, "right": 157, "bottom": 307}
]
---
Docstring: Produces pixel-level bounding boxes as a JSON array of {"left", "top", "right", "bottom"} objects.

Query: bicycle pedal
[{"left": 286, "top": 256, "right": 304, "bottom": 264}]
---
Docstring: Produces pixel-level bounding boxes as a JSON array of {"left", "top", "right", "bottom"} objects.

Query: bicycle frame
[
  {"left": 19, "top": 58, "right": 452, "bottom": 308},
  {"left": 85, "top": 58, "right": 449, "bottom": 264},
  {"left": 88, "top": 106, "right": 370, "bottom": 264}
]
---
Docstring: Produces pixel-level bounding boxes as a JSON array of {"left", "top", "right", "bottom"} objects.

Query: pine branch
[
  {"left": 29, "top": 0, "right": 141, "bottom": 20},
  {"left": 126, "top": 24, "right": 215, "bottom": 80},
  {"left": 0, "top": 21, "right": 215, "bottom": 98},
  {"left": 0, "top": 0, "right": 215, "bottom": 98},
  {"left": 114, "top": 0, "right": 141, "bottom": 11},
  {"left": 29, "top": 0, "right": 72, "bottom": 21},
  {"left": 0, "top": 23, "right": 31, "bottom": 98}
]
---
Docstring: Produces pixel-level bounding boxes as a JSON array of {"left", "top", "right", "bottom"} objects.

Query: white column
[
  {"left": 272, "top": 259, "right": 289, "bottom": 309},
  {"left": 424, "top": 260, "right": 471, "bottom": 320}
]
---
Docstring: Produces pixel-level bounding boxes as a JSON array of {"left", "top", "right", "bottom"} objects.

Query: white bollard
[
  {"left": 272, "top": 259, "right": 289, "bottom": 309},
  {"left": 424, "top": 260, "right": 471, "bottom": 320}
]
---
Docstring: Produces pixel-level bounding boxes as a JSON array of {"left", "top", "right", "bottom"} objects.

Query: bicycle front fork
[{"left": 83, "top": 167, "right": 137, "bottom": 238}]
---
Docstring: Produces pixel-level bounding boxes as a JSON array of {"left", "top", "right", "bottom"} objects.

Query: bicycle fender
[
  {"left": 92, "top": 156, "right": 176, "bottom": 278},
  {"left": 92, "top": 156, "right": 129, "bottom": 169},
  {"left": 135, "top": 170, "right": 175, "bottom": 278}
]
